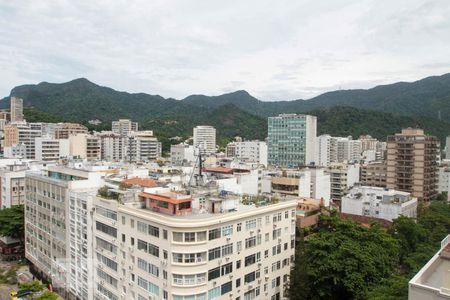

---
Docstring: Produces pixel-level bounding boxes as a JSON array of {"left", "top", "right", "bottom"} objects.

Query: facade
[
  {"left": 327, "top": 162, "right": 360, "bottom": 204},
  {"left": 35, "top": 136, "right": 70, "bottom": 161},
  {"left": 268, "top": 114, "right": 317, "bottom": 167},
  {"left": 226, "top": 141, "right": 268, "bottom": 166},
  {"left": 24, "top": 166, "right": 103, "bottom": 299},
  {"left": 170, "top": 143, "right": 195, "bottom": 166},
  {"left": 193, "top": 126, "right": 216, "bottom": 154},
  {"left": 55, "top": 123, "right": 88, "bottom": 139},
  {"left": 409, "top": 234, "right": 450, "bottom": 299},
  {"left": 341, "top": 185, "right": 417, "bottom": 221},
  {"left": 360, "top": 161, "right": 387, "bottom": 188},
  {"left": 97, "top": 131, "right": 129, "bottom": 161},
  {"left": 69, "top": 133, "right": 102, "bottom": 160},
  {"left": 386, "top": 128, "right": 440, "bottom": 201},
  {"left": 315, "top": 135, "right": 331, "bottom": 167},
  {"left": 128, "top": 131, "right": 162, "bottom": 162},
  {"left": 10, "top": 96, "right": 24, "bottom": 122},
  {"left": 112, "top": 119, "right": 139, "bottom": 135},
  {"left": 0, "top": 163, "right": 27, "bottom": 208},
  {"left": 92, "top": 190, "right": 296, "bottom": 300},
  {"left": 3, "top": 123, "right": 42, "bottom": 159}
]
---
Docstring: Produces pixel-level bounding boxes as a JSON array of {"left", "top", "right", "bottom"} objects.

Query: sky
[{"left": 1, "top": 0, "right": 450, "bottom": 101}]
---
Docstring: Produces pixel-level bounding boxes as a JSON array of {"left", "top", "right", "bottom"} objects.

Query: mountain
[
  {"left": 183, "top": 73, "right": 450, "bottom": 119},
  {"left": 3, "top": 73, "right": 450, "bottom": 151}
]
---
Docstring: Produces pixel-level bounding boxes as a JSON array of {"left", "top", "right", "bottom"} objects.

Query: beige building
[
  {"left": 55, "top": 123, "right": 88, "bottom": 139},
  {"left": 10, "top": 97, "right": 24, "bottom": 122},
  {"left": 386, "top": 128, "right": 439, "bottom": 201},
  {"left": 112, "top": 119, "right": 138, "bottom": 135},
  {"left": 360, "top": 161, "right": 387, "bottom": 188},
  {"left": 69, "top": 133, "right": 101, "bottom": 160}
]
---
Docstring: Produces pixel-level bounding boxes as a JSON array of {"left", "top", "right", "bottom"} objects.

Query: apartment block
[
  {"left": 3, "top": 123, "right": 42, "bottom": 159},
  {"left": 128, "top": 131, "right": 162, "bottom": 162},
  {"left": 35, "top": 136, "right": 70, "bottom": 161},
  {"left": 97, "top": 132, "right": 129, "bottom": 161},
  {"left": 226, "top": 140, "right": 268, "bottom": 166},
  {"left": 341, "top": 185, "right": 417, "bottom": 222},
  {"left": 92, "top": 189, "right": 296, "bottom": 300},
  {"left": 193, "top": 126, "right": 216, "bottom": 154},
  {"left": 170, "top": 143, "right": 195, "bottom": 166},
  {"left": 268, "top": 114, "right": 317, "bottom": 167},
  {"left": 327, "top": 162, "right": 360, "bottom": 204},
  {"left": 112, "top": 119, "right": 139, "bottom": 136},
  {"left": 69, "top": 133, "right": 101, "bottom": 160},
  {"left": 386, "top": 128, "right": 439, "bottom": 201},
  {"left": 24, "top": 166, "right": 103, "bottom": 298},
  {"left": 0, "top": 163, "right": 27, "bottom": 208},
  {"left": 55, "top": 123, "right": 88, "bottom": 139},
  {"left": 10, "top": 96, "right": 24, "bottom": 122},
  {"left": 360, "top": 161, "right": 387, "bottom": 188}
]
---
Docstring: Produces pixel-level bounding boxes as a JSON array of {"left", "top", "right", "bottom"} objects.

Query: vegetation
[
  {"left": 36, "top": 290, "right": 59, "bottom": 300},
  {"left": 0, "top": 205, "right": 24, "bottom": 239},
  {"left": 288, "top": 200, "right": 450, "bottom": 300},
  {"left": 0, "top": 266, "right": 18, "bottom": 284},
  {"left": 4, "top": 75, "right": 450, "bottom": 153},
  {"left": 18, "top": 280, "right": 45, "bottom": 293},
  {"left": 97, "top": 186, "right": 119, "bottom": 200}
]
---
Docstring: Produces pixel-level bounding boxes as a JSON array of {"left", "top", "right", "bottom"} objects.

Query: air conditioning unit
[
  {"left": 129, "top": 282, "right": 134, "bottom": 286},
  {"left": 258, "top": 263, "right": 262, "bottom": 267},
  {"left": 250, "top": 230, "right": 254, "bottom": 235},
  {"left": 225, "top": 257, "right": 230, "bottom": 261},
  {"left": 278, "top": 238, "right": 282, "bottom": 243},
  {"left": 226, "top": 237, "right": 231, "bottom": 242},
  {"left": 98, "top": 264, "right": 103, "bottom": 269},
  {"left": 257, "top": 229, "right": 261, "bottom": 233},
  {"left": 100, "top": 280, "right": 105, "bottom": 285},
  {"left": 229, "top": 274, "right": 233, "bottom": 279},
  {"left": 129, "top": 265, "right": 133, "bottom": 270}
]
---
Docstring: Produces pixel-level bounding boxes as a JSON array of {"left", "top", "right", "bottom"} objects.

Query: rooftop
[{"left": 123, "top": 177, "right": 158, "bottom": 188}]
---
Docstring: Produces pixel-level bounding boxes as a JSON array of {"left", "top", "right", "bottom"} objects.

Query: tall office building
[
  {"left": 193, "top": 125, "right": 216, "bottom": 154},
  {"left": 386, "top": 128, "right": 439, "bottom": 201},
  {"left": 112, "top": 119, "right": 138, "bottom": 135},
  {"left": 268, "top": 114, "right": 316, "bottom": 167},
  {"left": 10, "top": 97, "right": 24, "bottom": 122}
]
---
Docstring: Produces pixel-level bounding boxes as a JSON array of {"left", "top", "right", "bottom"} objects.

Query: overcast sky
[{"left": 1, "top": 0, "right": 450, "bottom": 101}]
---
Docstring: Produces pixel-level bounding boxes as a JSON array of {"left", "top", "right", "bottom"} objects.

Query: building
[
  {"left": 112, "top": 119, "right": 138, "bottom": 135},
  {"left": 69, "top": 133, "right": 101, "bottom": 160},
  {"left": 386, "top": 128, "right": 440, "bottom": 201},
  {"left": 170, "top": 143, "right": 195, "bottom": 166},
  {"left": 10, "top": 97, "right": 24, "bottom": 122},
  {"left": 55, "top": 123, "right": 88, "bottom": 139},
  {"left": 0, "top": 163, "right": 27, "bottom": 208},
  {"left": 92, "top": 188, "right": 296, "bottom": 300},
  {"left": 226, "top": 140, "right": 268, "bottom": 166},
  {"left": 360, "top": 161, "right": 387, "bottom": 188},
  {"left": 437, "top": 161, "right": 450, "bottom": 193},
  {"left": 315, "top": 135, "right": 331, "bottom": 167},
  {"left": 268, "top": 114, "right": 317, "bottom": 167},
  {"left": 97, "top": 131, "right": 129, "bottom": 161},
  {"left": 296, "top": 198, "right": 322, "bottom": 229},
  {"left": 445, "top": 136, "right": 450, "bottom": 159},
  {"left": 409, "top": 234, "right": 450, "bottom": 299},
  {"left": 128, "top": 131, "right": 162, "bottom": 162},
  {"left": 25, "top": 165, "right": 103, "bottom": 299},
  {"left": 35, "top": 136, "right": 70, "bottom": 161},
  {"left": 193, "top": 125, "right": 216, "bottom": 154},
  {"left": 341, "top": 185, "right": 417, "bottom": 222},
  {"left": 3, "top": 123, "right": 42, "bottom": 159},
  {"left": 327, "top": 162, "right": 360, "bottom": 204}
]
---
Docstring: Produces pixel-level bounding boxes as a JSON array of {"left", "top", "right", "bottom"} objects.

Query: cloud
[{"left": 0, "top": 0, "right": 449, "bottom": 101}]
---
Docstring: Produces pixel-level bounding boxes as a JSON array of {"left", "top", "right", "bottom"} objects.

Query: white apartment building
[
  {"left": 112, "top": 119, "right": 139, "bottom": 136},
  {"left": 327, "top": 162, "right": 360, "bottom": 203},
  {"left": 0, "top": 163, "right": 27, "bottom": 208},
  {"left": 170, "top": 143, "right": 196, "bottom": 166},
  {"left": 438, "top": 163, "right": 450, "bottom": 193},
  {"left": 97, "top": 131, "right": 129, "bottom": 161},
  {"left": 193, "top": 126, "right": 216, "bottom": 154},
  {"left": 315, "top": 135, "right": 331, "bottom": 167},
  {"left": 409, "top": 234, "right": 450, "bottom": 300},
  {"left": 226, "top": 141, "right": 268, "bottom": 166},
  {"left": 128, "top": 131, "right": 162, "bottom": 162},
  {"left": 341, "top": 185, "right": 417, "bottom": 221},
  {"left": 25, "top": 166, "right": 103, "bottom": 299},
  {"left": 3, "top": 122, "right": 42, "bottom": 159},
  {"left": 35, "top": 136, "right": 70, "bottom": 161},
  {"left": 92, "top": 189, "right": 296, "bottom": 300}
]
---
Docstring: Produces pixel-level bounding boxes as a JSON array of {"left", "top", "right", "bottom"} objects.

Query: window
[
  {"left": 245, "top": 236, "right": 257, "bottom": 249},
  {"left": 221, "top": 281, "right": 232, "bottom": 295},
  {"left": 96, "top": 221, "right": 117, "bottom": 238},
  {"left": 222, "top": 225, "right": 233, "bottom": 236},
  {"left": 97, "top": 253, "right": 118, "bottom": 271},
  {"left": 96, "top": 237, "right": 117, "bottom": 254},
  {"left": 244, "top": 271, "right": 256, "bottom": 283},
  {"left": 148, "top": 225, "right": 160, "bottom": 237},
  {"left": 208, "top": 228, "right": 221, "bottom": 240},
  {"left": 236, "top": 278, "right": 241, "bottom": 287},
  {"left": 97, "top": 268, "right": 118, "bottom": 288},
  {"left": 236, "top": 260, "right": 241, "bottom": 269},
  {"left": 96, "top": 206, "right": 117, "bottom": 220},
  {"left": 221, "top": 263, "right": 233, "bottom": 275},
  {"left": 208, "top": 287, "right": 220, "bottom": 300},
  {"left": 163, "top": 229, "right": 168, "bottom": 240},
  {"left": 173, "top": 273, "right": 206, "bottom": 286},
  {"left": 272, "top": 228, "right": 281, "bottom": 240},
  {"left": 245, "top": 219, "right": 257, "bottom": 230},
  {"left": 237, "top": 223, "right": 242, "bottom": 232},
  {"left": 137, "top": 276, "right": 159, "bottom": 296},
  {"left": 185, "top": 232, "right": 195, "bottom": 242},
  {"left": 285, "top": 210, "right": 289, "bottom": 219},
  {"left": 265, "top": 215, "right": 270, "bottom": 224},
  {"left": 208, "top": 267, "right": 220, "bottom": 281},
  {"left": 137, "top": 258, "right": 159, "bottom": 277},
  {"left": 221, "top": 244, "right": 233, "bottom": 257},
  {"left": 137, "top": 239, "right": 159, "bottom": 257},
  {"left": 208, "top": 247, "right": 221, "bottom": 260},
  {"left": 273, "top": 212, "right": 282, "bottom": 223},
  {"left": 237, "top": 241, "right": 242, "bottom": 252},
  {"left": 173, "top": 253, "right": 183, "bottom": 263},
  {"left": 245, "top": 254, "right": 256, "bottom": 267}
]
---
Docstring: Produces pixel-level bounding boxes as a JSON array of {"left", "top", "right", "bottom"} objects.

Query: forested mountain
[{"left": 3, "top": 73, "right": 450, "bottom": 148}]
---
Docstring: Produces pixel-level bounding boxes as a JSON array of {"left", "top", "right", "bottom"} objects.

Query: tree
[
  {"left": 18, "top": 280, "right": 44, "bottom": 292},
  {"left": 288, "top": 229, "right": 310, "bottom": 300},
  {"left": 305, "top": 215, "right": 399, "bottom": 300},
  {"left": 0, "top": 205, "right": 24, "bottom": 239},
  {"left": 366, "top": 275, "right": 409, "bottom": 300},
  {"left": 36, "top": 291, "right": 59, "bottom": 300}
]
